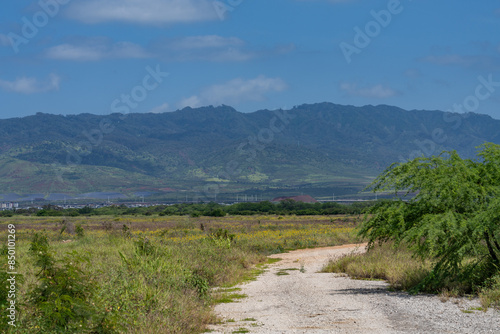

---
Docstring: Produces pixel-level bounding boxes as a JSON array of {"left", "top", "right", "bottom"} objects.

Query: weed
[
  {"left": 27, "top": 233, "right": 120, "bottom": 333},
  {"left": 322, "top": 243, "right": 430, "bottom": 290},
  {"left": 479, "top": 274, "right": 500, "bottom": 309},
  {"left": 214, "top": 293, "right": 247, "bottom": 303},
  {"left": 75, "top": 223, "right": 85, "bottom": 238},
  {"left": 134, "top": 237, "right": 156, "bottom": 256},
  {"left": 102, "top": 221, "right": 114, "bottom": 231}
]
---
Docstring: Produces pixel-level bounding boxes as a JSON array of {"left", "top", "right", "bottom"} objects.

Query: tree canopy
[{"left": 359, "top": 143, "right": 500, "bottom": 291}]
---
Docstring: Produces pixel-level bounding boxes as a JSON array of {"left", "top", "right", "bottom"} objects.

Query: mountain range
[{"left": 1, "top": 103, "right": 499, "bottom": 201}]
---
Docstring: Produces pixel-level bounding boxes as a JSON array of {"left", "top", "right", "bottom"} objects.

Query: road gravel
[{"left": 209, "top": 244, "right": 500, "bottom": 334}]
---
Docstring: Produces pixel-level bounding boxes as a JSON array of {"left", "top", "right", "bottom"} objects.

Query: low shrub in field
[
  {"left": 480, "top": 275, "right": 500, "bottom": 309},
  {"left": 322, "top": 243, "right": 430, "bottom": 290},
  {"left": 27, "top": 233, "right": 120, "bottom": 333},
  {"left": 2, "top": 215, "right": 358, "bottom": 333}
]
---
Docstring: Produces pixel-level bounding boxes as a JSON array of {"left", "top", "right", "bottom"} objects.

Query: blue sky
[{"left": 1, "top": 0, "right": 499, "bottom": 119}]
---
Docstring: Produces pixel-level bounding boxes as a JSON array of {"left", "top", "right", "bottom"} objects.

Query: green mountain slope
[{"left": 1, "top": 103, "right": 499, "bottom": 199}]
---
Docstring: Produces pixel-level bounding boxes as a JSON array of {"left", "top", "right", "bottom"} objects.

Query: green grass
[
  {"left": 213, "top": 293, "right": 248, "bottom": 304},
  {"left": 0, "top": 215, "right": 358, "bottom": 333}
]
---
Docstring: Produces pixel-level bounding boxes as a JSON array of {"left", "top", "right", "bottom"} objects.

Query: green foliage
[
  {"left": 14, "top": 200, "right": 373, "bottom": 218},
  {"left": 359, "top": 143, "right": 500, "bottom": 292},
  {"left": 0, "top": 266, "right": 23, "bottom": 331},
  {"left": 186, "top": 272, "right": 210, "bottom": 297},
  {"left": 2, "top": 104, "right": 499, "bottom": 196},
  {"left": 208, "top": 229, "right": 235, "bottom": 249},
  {"left": 36, "top": 209, "right": 63, "bottom": 217},
  {"left": 75, "top": 224, "right": 85, "bottom": 238},
  {"left": 0, "top": 210, "right": 13, "bottom": 217},
  {"left": 27, "top": 233, "right": 120, "bottom": 333},
  {"left": 3, "top": 215, "right": 357, "bottom": 332},
  {"left": 134, "top": 237, "right": 157, "bottom": 256}
]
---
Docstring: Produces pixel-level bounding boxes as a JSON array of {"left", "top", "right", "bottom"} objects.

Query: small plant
[
  {"left": 208, "top": 229, "right": 235, "bottom": 249},
  {"left": 75, "top": 223, "right": 85, "bottom": 238},
  {"left": 186, "top": 272, "right": 210, "bottom": 297},
  {"left": 480, "top": 275, "right": 500, "bottom": 309},
  {"left": 28, "top": 233, "right": 98, "bottom": 332},
  {"left": 102, "top": 221, "right": 114, "bottom": 232},
  {"left": 134, "top": 237, "right": 157, "bottom": 256},
  {"left": 121, "top": 224, "right": 131, "bottom": 238}
]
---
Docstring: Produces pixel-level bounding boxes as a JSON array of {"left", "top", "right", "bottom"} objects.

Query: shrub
[
  {"left": 75, "top": 224, "right": 85, "bottom": 238},
  {"left": 27, "top": 233, "right": 119, "bottom": 333}
]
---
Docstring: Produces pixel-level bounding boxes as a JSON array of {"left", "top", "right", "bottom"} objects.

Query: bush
[
  {"left": 75, "top": 224, "right": 85, "bottom": 238},
  {"left": 27, "top": 233, "right": 119, "bottom": 333}
]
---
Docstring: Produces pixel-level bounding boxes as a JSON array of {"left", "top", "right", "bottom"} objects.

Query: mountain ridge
[{"left": 1, "top": 102, "right": 499, "bottom": 199}]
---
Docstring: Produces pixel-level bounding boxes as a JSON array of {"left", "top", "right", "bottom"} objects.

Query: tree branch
[{"left": 484, "top": 232, "right": 500, "bottom": 265}]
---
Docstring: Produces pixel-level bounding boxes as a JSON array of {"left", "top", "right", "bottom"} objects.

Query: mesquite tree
[{"left": 360, "top": 143, "right": 500, "bottom": 291}]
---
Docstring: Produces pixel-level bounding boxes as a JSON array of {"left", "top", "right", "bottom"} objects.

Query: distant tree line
[{"left": 2, "top": 200, "right": 375, "bottom": 217}]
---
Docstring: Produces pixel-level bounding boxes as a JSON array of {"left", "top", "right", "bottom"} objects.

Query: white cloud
[
  {"left": 178, "top": 76, "right": 288, "bottom": 108},
  {"left": 66, "top": 0, "right": 218, "bottom": 25},
  {"left": 45, "top": 38, "right": 150, "bottom": 61},
  {"left": 46, "top": 35, "right": 258, "bottom": 62},
  {"left": 0, "top": 74, "right": 60, "bottom": 94},
  {"left": 154, "top": 35, "right": 254, "bottom": 62},
  {"left": 340, "top": 82, "right": 399, "bottom": 99},
  {"left": 168, "top": 35, "right": 244, "bottom": 50},
  {"left": 148, "top": 103, "right": 170, "bottom": 114}
]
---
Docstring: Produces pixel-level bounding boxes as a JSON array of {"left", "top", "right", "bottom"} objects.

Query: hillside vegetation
[{"left": 1, "top": 103, "right": 499, "bottom": 197}]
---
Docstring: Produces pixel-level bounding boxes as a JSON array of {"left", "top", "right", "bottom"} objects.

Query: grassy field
[
  {"left": 322, "top": 243, "right": 500, "bottom": 310},
  {"left": 0, "top": 214, "right": 360, "bottom": 333}
]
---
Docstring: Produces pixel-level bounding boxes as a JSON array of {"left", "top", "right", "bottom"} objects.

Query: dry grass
[
  {"left": 479, "top": 275, "right": 500, "bottom": 310},
  {"left": 322, "top": 242, "right": 431, "bottom": 290},
  {"left": 1, "top": 214, "right": 359, "bottom": 333}
]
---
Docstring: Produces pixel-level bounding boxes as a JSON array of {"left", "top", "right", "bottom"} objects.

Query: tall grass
[
  {"left": 322, "top": 242, "right": 500, "bottom": 309},
  {"left": 1, "top": 215, "right": 358, "bottom": 333},
  {"left": 322, "top": 243, "right": 431, "bottom": 290}
]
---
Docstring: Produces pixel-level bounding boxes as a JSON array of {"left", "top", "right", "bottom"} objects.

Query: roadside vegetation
[
  {"left": 2, "top": 200, "right": 373, "bottom": 218},
  {"left": 0, "top": 215, "right": 359, "bottom": 333},
  {"left": 323, "top": 143, "right": 500, "bottom": 310}
]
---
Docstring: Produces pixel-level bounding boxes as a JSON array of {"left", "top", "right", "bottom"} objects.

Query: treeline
[{"left": 2, "top": 200, "right": 374, "bottom": 217}]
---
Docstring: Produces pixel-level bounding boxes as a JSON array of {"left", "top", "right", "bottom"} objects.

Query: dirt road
[{"left": 209, "top": 244, "right": 500, "bottom": 334}]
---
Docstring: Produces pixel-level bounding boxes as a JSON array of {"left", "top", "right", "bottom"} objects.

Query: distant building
[
  {"left": 271, "top": 195, "right": 318, "bottom": 203},
  {"left": 0, "top": 202, "right": 19, "bottom": 210}
]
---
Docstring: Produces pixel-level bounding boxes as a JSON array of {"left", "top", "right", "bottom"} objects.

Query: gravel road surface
[{"left": 209, "top": 244, "right": 500, "bottom": 334}]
